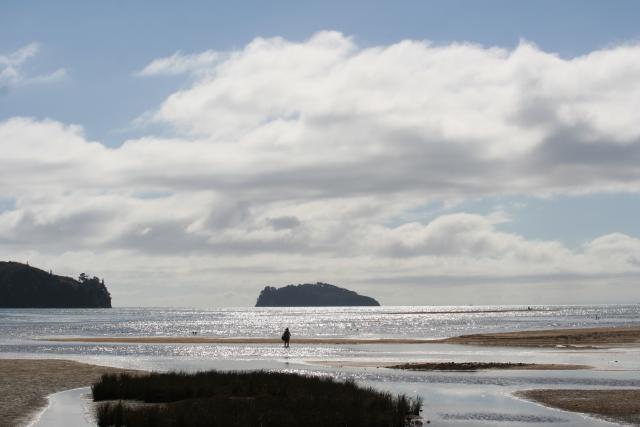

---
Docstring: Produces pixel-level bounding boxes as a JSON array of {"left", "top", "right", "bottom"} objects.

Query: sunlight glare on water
[{"left": 1, "top": 304, "right": 639, "bottom": 343}]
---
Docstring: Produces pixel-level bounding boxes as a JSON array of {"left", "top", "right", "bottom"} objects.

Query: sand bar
[
  {"left": 388, "top": 362, "right": 590, "bottom": 371},
  {"left": 517, "top": 389, "right": 640, "bottom": 425},
  {"left": 309, "top": 360, "right": 590, "bottom": 370},
  {"left": 0, "top": 359, "right": 140, "bottom": 427},
  {"left": 437, "top": 326, "right": 640, "bottom": 347},
  {"left": 385, "top": 308, "right": 553, "bottom": 315},
  {"left": 41, "top": 326, "right": 640, "bottom": 347}
]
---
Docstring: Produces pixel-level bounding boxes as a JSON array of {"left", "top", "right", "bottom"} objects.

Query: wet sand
[
  {"left": 388, "top": 362, "right": 591, "bottom": 371},
  {"left": 438, "top": 326, "right": 640, "bottom": 347},
  {"left": 0, "top": 359, "right": 139, "bottom": 427},
  {"left": 385, "top": 308, "right": 553, "bottom": 315},
  {"left": 517, "top": 389, "right": 640, "bottom": 425},
  {"left": 310, "top": 360, "right": 590, "bottom": 370},
  {"left": 42, "top": 326, "right": 640, "bottom": 347}
]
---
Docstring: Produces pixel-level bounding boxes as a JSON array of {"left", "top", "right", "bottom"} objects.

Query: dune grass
[{"left": 92, "top": 370, "right": 422, "bottom": 427}]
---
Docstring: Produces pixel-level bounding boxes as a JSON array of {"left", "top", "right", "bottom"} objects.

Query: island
[
  {"left": 255, "top": 282, "right": 380, "bottom": 307},
  {"left": 0, "top": 261, "right": 112, "bottom": 308}
]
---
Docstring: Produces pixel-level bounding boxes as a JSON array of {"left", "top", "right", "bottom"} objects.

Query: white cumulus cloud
[{"left": 1, "top": 32, "right": 640, "bottom": 305}]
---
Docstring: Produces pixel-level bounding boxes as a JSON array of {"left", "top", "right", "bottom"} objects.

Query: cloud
[
  {"left": 2, "top": 32, "right": 640, "bottom": 305},
  {"left": 27, "top": 68, "right": 67, "bottom": 84},
  {"left": 369, "top": 213, "right": 571, "bottom": 262},
  {"left": 137, "top": 50, "right": 221, "bottom": 76},
  {"left": 153, "top": 33, "right": 640, "bottom": 147},
  {"left": 2, "top": 209, "right": 638, "bottom": 306},
  {"left": 585, "top": 233, "right": 640, "bottom": 267},
  {"left": 0, "top": 42, "right": 40, "bottom": 66},
  {"left": 140, "top": 32, "right": 640, "bottom": 199},
  {"left": 0, "top": 43, "right": 67, "bottom": 89},
  {"left": 269, "top": 216, "right": 301, "bottom": 230}
]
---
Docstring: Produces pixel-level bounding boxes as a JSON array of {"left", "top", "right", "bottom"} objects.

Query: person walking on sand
[{"left": 281, "top": 327, "right": 291, "bottom": 348}]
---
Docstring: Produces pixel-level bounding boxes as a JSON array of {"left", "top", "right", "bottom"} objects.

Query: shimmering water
[
  {"left": 2, "top": 305, "right": 639, "bottom": 426},
  {"left": 1, "top": 304, "right": 638, "bottom": 342}
]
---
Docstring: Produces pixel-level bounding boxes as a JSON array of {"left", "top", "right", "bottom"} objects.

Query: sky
[{"left": 1, "top": 1, "right": 639, "bottom": 306}]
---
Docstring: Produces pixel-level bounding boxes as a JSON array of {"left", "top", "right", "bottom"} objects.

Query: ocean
[{"left": 2, "top": 304, "right": 639, "bottom": 426}]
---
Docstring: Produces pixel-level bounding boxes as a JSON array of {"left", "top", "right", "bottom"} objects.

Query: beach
[
  {"left": 2, "top": 305, "right": 640, "bottom": 427},
  {"left": 311, "top": 360, "right": 591, "bottom": 369},
  {"left": 388, "top": 361, "right": 591, "bottom": 370},
  {"left": 517, "top": 389, "right": 640, "bottom": 425},
  {"left": 439, "top": 326, "right": 640, "bottom": 347},
  {"left": 0, "top": 359, "right": 138, "bottom": 427},
  {"left": 4, "top": 356, "right": 638, "bottom": 427}
]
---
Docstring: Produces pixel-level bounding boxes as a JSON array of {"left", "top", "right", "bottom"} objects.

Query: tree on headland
[{"left": 0, "top": 261, "right": 112, "bottom": 308}]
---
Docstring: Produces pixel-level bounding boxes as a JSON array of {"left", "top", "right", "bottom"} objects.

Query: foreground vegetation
[{"left": 92, "top": 370, "right": 421, "bottom": 427}]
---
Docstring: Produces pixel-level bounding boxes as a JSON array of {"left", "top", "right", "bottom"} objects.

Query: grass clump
[{"left": 92, "top": 370, "right": 421, "bottom": 427}]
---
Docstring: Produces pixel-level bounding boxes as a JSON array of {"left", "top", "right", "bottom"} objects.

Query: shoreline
[
  {"left": 388, "top": 361, "right": 591, "bottom": 371},
  {"left": 40, "top": 325, "right": 640, "bottom": 347},
  {"left": 517, "top": 389, "right": 640, "bottom": 425},
  {"left": 437, "top": 326, "right": 640, "bottom": 347},
  {"left": 384, "top": 308, "right": 555, "bottom": 315},
  {"left": 0, "top": 359, "right": 140, "bottom": 427}
]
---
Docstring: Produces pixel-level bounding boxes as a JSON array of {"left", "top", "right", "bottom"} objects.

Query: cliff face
[
  {"left": 0, "top": 261, "right": 112, "bottom": 308},
  {"left": 255, "top": 282, "right": 380, "bottom": 307}
]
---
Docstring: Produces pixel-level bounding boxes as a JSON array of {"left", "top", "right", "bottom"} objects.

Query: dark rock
[
  {"left": 0, "top": 261, "right": 111, "bottom": 308},
  {"left": 255, "top": 282, "right": 380, "bottom": 307}
]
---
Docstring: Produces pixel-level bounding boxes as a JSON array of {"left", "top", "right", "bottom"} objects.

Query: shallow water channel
[{"left": 28, "top": 347, "right": 636, "bottom": 427}]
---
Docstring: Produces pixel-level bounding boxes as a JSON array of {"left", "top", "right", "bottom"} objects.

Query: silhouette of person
[{"left": 281, "top": 327, "right": 291, "bottom": 348}]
